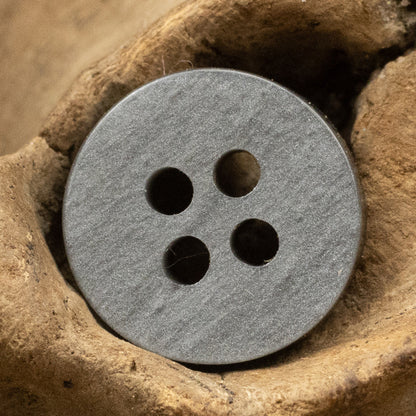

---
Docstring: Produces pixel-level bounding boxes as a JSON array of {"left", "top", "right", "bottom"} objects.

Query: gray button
[{"left": 63, "top": 69, "right": 363, "bottom": 365}]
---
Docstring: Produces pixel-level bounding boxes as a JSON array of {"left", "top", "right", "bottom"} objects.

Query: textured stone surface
[
  {"left": 1, "top": 0, "right": 416, "bottom": 414},
  {"left": 63, "top": 69, "right": 363, "bottom": 364}
]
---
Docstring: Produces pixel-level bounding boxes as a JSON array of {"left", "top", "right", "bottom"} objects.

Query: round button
[{"left": 63, "top": 69, "right": 363, "bottom": 365}]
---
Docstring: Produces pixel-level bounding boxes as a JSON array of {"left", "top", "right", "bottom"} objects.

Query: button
[{"left": 63, "top": 69, "right": 363, "bottom": 365}]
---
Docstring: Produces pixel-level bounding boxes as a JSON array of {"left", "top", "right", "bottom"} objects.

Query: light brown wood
[
  {"left": 1, "top": 0, "right": 416, "bottom": 414},
  {"left": 0, "top": 0, "right": 183, "bottom": 155}
]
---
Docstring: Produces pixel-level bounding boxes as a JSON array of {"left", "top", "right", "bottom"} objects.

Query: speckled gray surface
[{"left": 63, "top": 69, "right": 363, "bottom": 365}]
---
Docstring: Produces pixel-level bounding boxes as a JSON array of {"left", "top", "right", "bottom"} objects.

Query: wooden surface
[
  {"left": 0, "top": 0, "right": 183, "bottom": 156},
  {"left": 1, "top": 0, "right": 416, "bottom": 414}
]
